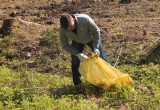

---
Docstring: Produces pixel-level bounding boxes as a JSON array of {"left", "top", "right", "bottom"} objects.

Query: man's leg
[
  {"left": 71, "top": 41, "right": 84, "bottom": 85},
  {"left": 87, "top": 40, "right": 111, "bottom": 64}
]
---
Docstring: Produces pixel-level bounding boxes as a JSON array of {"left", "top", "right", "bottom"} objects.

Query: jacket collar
[{"left": 71, "top": 14, "right": 79, "bottom": 26}]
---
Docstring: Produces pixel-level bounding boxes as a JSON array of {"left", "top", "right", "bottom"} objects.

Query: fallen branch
[
  {"left": 111, "top": 49, "right": 138, "bottom": 65},
  {"left": 17, "top": 18, "right": 45, "bottom": 28},
  {"left": 119, "top": 54, "right": 138, "bottom": 65},
  {"left": 114, "top": 47, "right": 123, "bottom": 67}
]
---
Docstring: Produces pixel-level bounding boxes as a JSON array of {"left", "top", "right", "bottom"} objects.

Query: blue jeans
[{"left": 71, "top": 40, "right": 110, "bottom": 85}]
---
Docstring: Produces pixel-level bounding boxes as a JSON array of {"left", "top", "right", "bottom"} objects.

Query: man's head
[{"left": 60, "top": 13, "right": 75, "bottom": 30}]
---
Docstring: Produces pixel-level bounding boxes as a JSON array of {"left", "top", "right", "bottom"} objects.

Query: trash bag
[{"left": 79, "top": 54, "right": 133, "bottom": 89}]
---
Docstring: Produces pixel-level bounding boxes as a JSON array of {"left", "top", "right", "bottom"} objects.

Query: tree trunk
[{"left": 0, "top": 19, "right": 14, "bottom": 37}]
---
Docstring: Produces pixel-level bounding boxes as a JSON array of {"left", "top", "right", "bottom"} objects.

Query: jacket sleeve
[
  {"left": 87, "top": 15, "right": 100, "bottom": 49},
  {"left": 59, "top": 28, "right": 78, "bottom": 55}
]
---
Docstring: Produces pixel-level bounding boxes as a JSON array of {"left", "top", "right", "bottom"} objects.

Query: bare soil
[{"left": 0, "top": 0, "right": 160, "bottom": 65}]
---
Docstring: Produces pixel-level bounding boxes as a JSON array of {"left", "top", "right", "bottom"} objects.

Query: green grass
[{"left": 0, "top": 62, "right": 160, "bottom": 109}]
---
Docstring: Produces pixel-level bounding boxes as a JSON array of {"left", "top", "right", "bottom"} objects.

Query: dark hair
[{"left": 60, "top": 13, "right": 71, "bottom": 29}]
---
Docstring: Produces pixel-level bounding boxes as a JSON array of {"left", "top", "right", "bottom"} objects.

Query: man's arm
[
  {"left": 59, "top": 28, "right": 88, "bottom": 61},
  {"left": 59, "top": 28, "right": 78, "bottom": 55},
  {"left": 86, "top": 15, "right": 100, "bottom": 49}
]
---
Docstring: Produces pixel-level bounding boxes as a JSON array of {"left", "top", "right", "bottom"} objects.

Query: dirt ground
[
  {"left": 0, "top": 0, "right": 160, "bottom": 64},
  {"left": 0, "top": 0, "right": 160, "bottom": 24}
]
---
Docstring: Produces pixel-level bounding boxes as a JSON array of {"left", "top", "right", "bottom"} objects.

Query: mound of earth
[{"left": 0, "top": 18, "right": 47, "bottom": 61}]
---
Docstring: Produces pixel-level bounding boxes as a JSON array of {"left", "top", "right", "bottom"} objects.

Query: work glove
[
  {"left": 94, "top": 49, "right": 100, "bottom": 56},
  {"left": 76, "top": 53, "right": 88, "bottom": 61}
]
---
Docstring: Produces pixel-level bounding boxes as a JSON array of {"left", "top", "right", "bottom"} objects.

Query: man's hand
[
  {"left": 94, "top": 49, "right": 100, "bottom": 56},
  {"left": 76, "top": 53, "right": 88, "bottom": 61}
]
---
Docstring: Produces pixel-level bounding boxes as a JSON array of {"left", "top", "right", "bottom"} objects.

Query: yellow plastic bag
[{"left": 79, "top": 54, "right": 133, "bottom": 89}]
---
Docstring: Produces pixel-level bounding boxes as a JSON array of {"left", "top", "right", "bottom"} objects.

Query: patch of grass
[{"left": 0, "top": 63, "right": 159, "bottom": 109}]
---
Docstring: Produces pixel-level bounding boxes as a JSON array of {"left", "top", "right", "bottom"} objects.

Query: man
[{"left": 59, "top": 13, "right": 110, "bottom": 86}]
